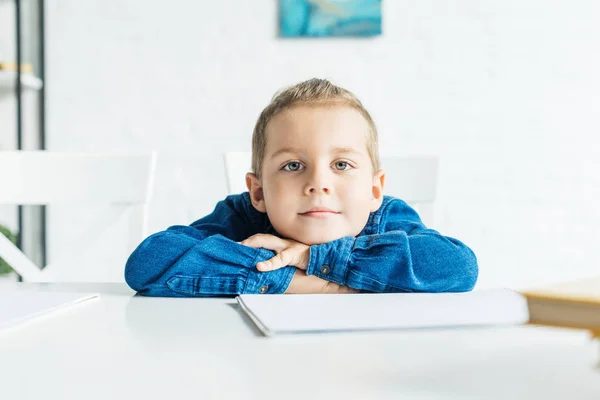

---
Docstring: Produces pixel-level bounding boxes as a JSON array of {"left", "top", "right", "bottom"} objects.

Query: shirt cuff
[
  {"left": 243, "top": 248, "right": 297, "bottom": 294},
  {"left": 306, "top": 236, "right": 355, "bottom": 286}
]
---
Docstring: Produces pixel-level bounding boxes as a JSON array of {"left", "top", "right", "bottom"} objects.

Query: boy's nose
[
  {"left": 306, "top": 186, "right": 330, "bottom": 195},
  {"left": 304, "top": 170, "right": 332, "bottom": 195}
]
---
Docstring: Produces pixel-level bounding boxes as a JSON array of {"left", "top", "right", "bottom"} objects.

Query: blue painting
[{"left": 280, "top": 0, "right": 382, "bottom": 37}]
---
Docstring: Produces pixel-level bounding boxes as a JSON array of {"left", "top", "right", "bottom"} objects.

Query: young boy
[{"left": 125, "top": 78, "right": 478, "bottom": 297}]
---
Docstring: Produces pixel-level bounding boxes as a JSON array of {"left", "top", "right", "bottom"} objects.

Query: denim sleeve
[
  {"left": 124, "top": 195, "right": 295, "bottom": 297},
  {"left": 305, "top": 199, "right": 478, "bottom": 293}
]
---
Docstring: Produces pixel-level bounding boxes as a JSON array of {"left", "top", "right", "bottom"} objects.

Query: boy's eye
[
  {"left": 283, "top": 161, "right": 304, "bottom": 172},
  {"left": 333, "top": 161, "right": 351, "bottom": 171}
]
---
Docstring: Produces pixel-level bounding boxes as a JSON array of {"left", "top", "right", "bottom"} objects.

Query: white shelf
[{"left": 0, "top": 70, "right": 43, "bottom": 91}]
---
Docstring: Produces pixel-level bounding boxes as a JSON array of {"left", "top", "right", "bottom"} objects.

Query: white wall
[{"left": 44, "top": 0, "right": 600, "bottom": 287}]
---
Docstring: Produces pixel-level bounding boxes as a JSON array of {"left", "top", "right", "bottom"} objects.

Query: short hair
[{"left": 251, "top": 78, "right": 380, "bottom": 179}]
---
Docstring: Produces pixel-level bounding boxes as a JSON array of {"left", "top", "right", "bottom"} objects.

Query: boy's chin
[{"left": 289, "top": 232, "right": 349, "bottom": 246}]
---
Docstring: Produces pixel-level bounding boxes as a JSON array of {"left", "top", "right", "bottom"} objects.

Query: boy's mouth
[{"left": 299, "top": 207, "right": 340, "bottom": 218}]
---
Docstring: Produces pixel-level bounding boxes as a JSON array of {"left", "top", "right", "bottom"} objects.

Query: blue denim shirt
[{"left": 125, "top": 193, "right": 478, "bottom": 297}]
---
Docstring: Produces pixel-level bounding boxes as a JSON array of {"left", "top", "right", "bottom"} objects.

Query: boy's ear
[
  {"left": 370, "top": 169, "right": 385, "bottom": 212},
  {"left": 246, "top": 172, "right": 267, "bottom": 213}
]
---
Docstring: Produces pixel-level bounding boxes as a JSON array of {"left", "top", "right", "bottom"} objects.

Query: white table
[{"left": 0, "top": 283, "right": 599, "bottom": 400}]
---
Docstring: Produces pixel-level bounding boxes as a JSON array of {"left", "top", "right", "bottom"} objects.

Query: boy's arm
[
  {"left": 124, "top": 194, "right": 295, "bottom": 297},
  {"left": 305, "top": 199, "right": 478, "bottom": 293},
  {"left": 238, "top": 234, "right": 358, "bottom": 294},
  {"left": 285, "top": 270, "right": 358, "bottom": 294}
]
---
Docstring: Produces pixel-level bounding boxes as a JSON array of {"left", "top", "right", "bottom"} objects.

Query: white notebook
[
  {"left": 0, "top": 292, "right": 99, "bottom": 330},
  {"left": 236, "top": 289, "right": 529, "bottom": 336}
]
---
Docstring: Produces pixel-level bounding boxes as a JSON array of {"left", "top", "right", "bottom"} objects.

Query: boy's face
[{"left": 247, "top": 105, "right": 385, "bottom": 245}]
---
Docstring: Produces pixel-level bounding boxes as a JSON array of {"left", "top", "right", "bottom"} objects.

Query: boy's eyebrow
[
  {"left": 270, "top": 147, "right": 301, "bottom": 159},
  {"left": 331, "top": 147, "right": 363, "bottom": 155},
  {"left": 270, "top": 147, "right": 364, "bottom": 159}
]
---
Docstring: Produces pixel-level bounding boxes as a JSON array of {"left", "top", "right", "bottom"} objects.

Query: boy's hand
[
  {"left": 286, "top": 270, "right": 358, "bottom": 294},
  {"left": 240, "top": 234, "right": 309, "bottom": 272}
]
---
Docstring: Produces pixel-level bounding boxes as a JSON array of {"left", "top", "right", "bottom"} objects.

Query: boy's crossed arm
[
  {"left": 240, "top": 233, "right": 358, "bottom": 294},
  {"left": 125, "top": 228, "right": 356, "bottom": 296},
  {"left": 125, "top": 196, "right": 478, "bottom": 297}
]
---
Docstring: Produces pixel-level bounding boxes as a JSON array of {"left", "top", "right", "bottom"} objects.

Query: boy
[{"left": 125, "top": 78, "right": 478, "bottom": 297}]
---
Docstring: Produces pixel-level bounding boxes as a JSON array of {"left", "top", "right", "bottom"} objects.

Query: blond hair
[{"left": 251, "top": 78, "right": 380, "bottom": 179}]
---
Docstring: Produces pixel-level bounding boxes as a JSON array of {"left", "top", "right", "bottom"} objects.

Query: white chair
[
  {"left": 223, "top": 152, "right": 439, "bottom": 226},
  {"left": 0, "top": 151, "right": 157, "bottom": 282},
  {"left": 379, "top": 156, "right": 439, "bottom": 226},
  {"left": 224, "top": 152, "right": 253, "bottom": 196}
]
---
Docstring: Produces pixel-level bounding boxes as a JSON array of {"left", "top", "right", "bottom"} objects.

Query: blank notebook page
[
  {"left": 0, "top": 292, "right": 99, "bottom": 330},
  {"left": 237, "top": 289, "right": 529, "bottom": 336}
]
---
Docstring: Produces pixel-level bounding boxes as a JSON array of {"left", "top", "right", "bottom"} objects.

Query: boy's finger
[
  {"left": 241, "top": 236, "right": 264, "bottom": 248},
  {"left": 241, "top": 234, "right": 287, "bottom": 252},
  {"left": 258, "top": 250, "right": 293, "bottom": 271},
  {"left": 256, "top": 260, "right": 272, "bottom": 271},
  {"left": 240, "top": 234, "right": 265, "bottom": 247}
]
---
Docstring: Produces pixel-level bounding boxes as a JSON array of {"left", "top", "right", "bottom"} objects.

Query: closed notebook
[
  {"left": 521, "top": 276, "right": 600, "bottom": 332},
  {"left": 0, "top": 292, "right": 99, "bottom": 330},
  {"left": 236, "top": 289, "right": 529, "bottom": 336}
]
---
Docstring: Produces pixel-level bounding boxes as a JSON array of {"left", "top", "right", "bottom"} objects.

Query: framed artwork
[{"left": 280, "top": 0, "right": 382, "bottom": 37}]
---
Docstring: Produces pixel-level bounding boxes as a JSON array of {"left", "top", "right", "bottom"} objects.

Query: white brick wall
[{"left": 43, "top": 0, "right": 600, "bottom": 287}]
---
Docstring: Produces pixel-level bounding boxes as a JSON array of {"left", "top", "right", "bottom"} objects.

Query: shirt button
[
  {"left": 258, "top": 285, "right": 269, "bottom": 294},
  {"left": 320, "top": 264, "right": 331, "bottom": 275}
]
